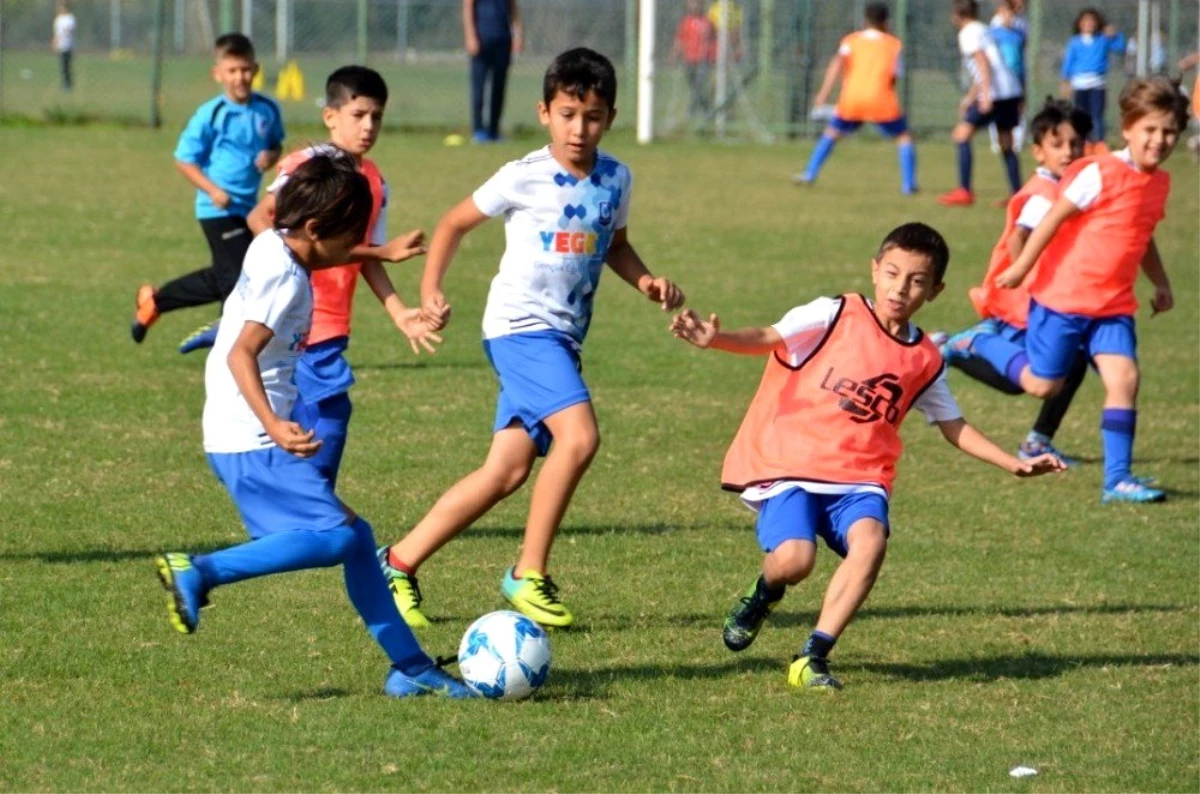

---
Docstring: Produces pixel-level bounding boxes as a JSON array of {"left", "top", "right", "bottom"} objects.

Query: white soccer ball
[{"left": 457, "top": 610, "right": 551, "bottom": 700}]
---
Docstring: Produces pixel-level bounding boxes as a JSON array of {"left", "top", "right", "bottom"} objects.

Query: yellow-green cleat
[
  {"left": 788, "top": 655, "right": 843, "bottom": 690},
  {"left": 502, "top": 568, "right": 573, "bottom": 629},
  {"left": 377, "top": 547, "right": 430, "bottom": 629},
  {"left": 154, "top": 552, "right": 207, "bottom": 634}
]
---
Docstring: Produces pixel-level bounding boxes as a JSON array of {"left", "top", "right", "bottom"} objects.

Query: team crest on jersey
[
  {"left": 598, "top": 201, "right": 613, "bottom": 226},
  {"left": 819, "top": 368, "right": 904, "bottom": 425},
  {"left": 255, "top": 113, "right": 271, "bottom": 138}
]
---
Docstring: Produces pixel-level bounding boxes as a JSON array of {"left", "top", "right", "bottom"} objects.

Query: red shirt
[{"left": 675, "top": 15, "right": 715, "bottom": 64}]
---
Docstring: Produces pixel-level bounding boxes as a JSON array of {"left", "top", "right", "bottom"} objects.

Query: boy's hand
[
  {"left": 381, "top": 229, "right": 427, "bottom": 262},
  {"left": 670, "top": 309, "right": 719, "bottom": 349},
  {"left": 267, "top": 420, "right": 322, "bottom": 458},
  {"left": 208, "top": 188, "right": 231, "bottom": 209},
  {"left": 639, "top": 275, "right": 685, "bottom": 311},
  {"left": 977, "top": 94, "right": 993, "bottom": 114},
  {"left": 994, "top": 264, "right": 1026, "bottom": 289},
  {"left": 1012, "top": 453, "right": 1067, "bottom": 477},
  {"left": 395, "top": 307, "right": 443, "bottom": 354},
  {"left": 1151, "top": 284, "right": 1174, "bottom": 316},
  {"left": 420, "top": 291, "right": 452, "bottom": 331},
  {"left": 255, "top": 149, "right": 280, "bottom": 173}
]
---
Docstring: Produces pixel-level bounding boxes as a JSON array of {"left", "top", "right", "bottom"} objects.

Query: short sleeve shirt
[{"left": 959, "top": 20, "right": 1023, "bottom": 100}]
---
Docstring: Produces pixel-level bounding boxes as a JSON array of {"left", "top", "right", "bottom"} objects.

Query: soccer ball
[{"left": 457, "top": 610, "right": 551, "bottom": 700}]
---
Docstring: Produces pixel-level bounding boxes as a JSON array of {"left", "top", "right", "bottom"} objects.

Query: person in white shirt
[
  {"left": 50, "top": 1, "right": 75, "bottom": 91},
  {"left": 377, "top": 48, "right": 685, "bottom": 631},
  {"left": 940, "top": 0, "right": 1025, "bottom": 207},
  {"left": 153, "top": 154, "right": 469, "bottom": 700}
]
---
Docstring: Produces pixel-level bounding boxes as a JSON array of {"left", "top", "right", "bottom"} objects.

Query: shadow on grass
[
  {"left": 0, "top": 543, "right": 231, "bottom": 564},
  {"left": 352, "top": 359, "right": 487, "bottom": 372},
  {"left": 847, "top": 651, "right": 1198, "bottom": 682},
  {"left": 769, "top": 601, "right": 1192, "bottom": 626},
  {"left": 546, "top": 656, "right": 782, "bottom": 699},
  {"left": 454, "top": 523, "right": 679, "bottom": 540}
]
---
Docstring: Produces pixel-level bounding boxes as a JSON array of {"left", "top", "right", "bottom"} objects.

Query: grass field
[{"left": 0, "top": 124, "right": 1197, "bottom": 792}]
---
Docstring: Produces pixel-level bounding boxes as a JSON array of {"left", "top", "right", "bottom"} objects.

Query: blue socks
[
  {"left": 898, "top": 141, "right": 917, "bottom": 193},
  {"left": 802, "top": 630, "right": 837, "bottom": 659},
  {"left": 1001, "top": 149, "right": 1022, "bottom": 194},
  {"left": 956, "top": 141, "right": 973, "bottom": 191},
  {"left": 971, "top": 334, "right": 1027, "bottom": 388},
  {"left": 803, "top": 134, "right": 837, "bottom": 181},
  {"left": 1101, "top": 408, "right": 1136, "bottom": 489}
]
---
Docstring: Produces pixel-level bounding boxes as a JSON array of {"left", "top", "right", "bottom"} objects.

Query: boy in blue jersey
[
  {"left": 132, "top": 33, "right": 285, "bottom": 349},
  {"left": 154, "top": 154, "right": 471, "bottom": 699},
  {"left": 378, "top": 48, "right": 685, "bottom": 630}
]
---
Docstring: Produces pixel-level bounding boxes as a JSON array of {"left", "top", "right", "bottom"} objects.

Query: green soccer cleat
[
  {"left": 154, "top": 552, "right": 208, "bottom": 634},
  {"left": 502, "top": 568, "right": 573, "bottom": 629},
  {"left": 722, "top": 577, "right": 784, "bottom": 652},
  {"left": 377, "top": 547, "right": 430, "bottom": 629},
  {"left": 788, "top": 655, "right": 843, "bottom": 690}
]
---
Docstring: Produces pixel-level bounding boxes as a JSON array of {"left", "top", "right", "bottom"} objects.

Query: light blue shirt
[{"left": 174, "top": 92, "right": 285, "bottom": 220}]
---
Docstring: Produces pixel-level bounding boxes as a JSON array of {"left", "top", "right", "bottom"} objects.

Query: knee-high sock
[
  {"left": 957, "top": 141, "right": 973, "bottom": 191},
  {"left": 951, "top": 352, "right": 1025, "bottom": 395},
  {"left": 898, "top": 141, "right": 917, "bottom": 193},
  {"left": 804, "top": 135, "right": 837, "bottom": 180},
  {"left": 971, "top": 334, "right": 1027, "bottom": 388},
  {"left": 1101, "top": 408, "right": 1136, "bottom": 489},
  {"left": 343, "top": 517, "right": 433, "bottom": 675},
  {"left": 1001, "top": 149, "right": 1022, "bottom": 193},
  {"left": 193, "top": 526, "right": 356, "bottom": 588}
]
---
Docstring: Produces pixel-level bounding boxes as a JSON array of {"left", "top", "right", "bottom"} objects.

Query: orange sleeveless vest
[
  {"left": 1030, "top": 154, "right": 1170, "bottom": 318},
  {"left": 969, "top": 172, "right": 1059, "bottom": 329},
  {"left": 721, "top": 295, "right": 944, "bottom": 495},
  {"left": 836, "top": 30, "right": 903, "bottom": 122}
]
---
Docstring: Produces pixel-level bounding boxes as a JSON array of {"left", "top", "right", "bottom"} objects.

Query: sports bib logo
[
  {"left": 819, "top": 368, "right": 904, "bottom": 425},
  {"left": 598, "top": 201, "right": 613, "bottom": 226}
]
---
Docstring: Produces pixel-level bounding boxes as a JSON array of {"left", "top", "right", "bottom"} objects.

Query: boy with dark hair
[
  {"left": 671, "top": 222, "right": 1063, "bottom": 690},
  {"left": 244, "top": 65, "right": 433, "bottom": 486},
  {"left": 378, "top": 48, "right": 685, "bottom": 629},
  {"left": 154, "top": 153, "right": 471, "bottom": 699},
  {"left": 133, "top": 33, "right": 284, "bottom": 347}
]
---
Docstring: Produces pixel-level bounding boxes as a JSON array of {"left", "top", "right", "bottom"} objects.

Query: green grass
[{"left": 0, "top": 126, "right": 1196, "bottom": 792}]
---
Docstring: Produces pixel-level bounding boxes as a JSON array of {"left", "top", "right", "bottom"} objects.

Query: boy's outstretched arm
[
  {"left": 1140, "top": 237, "right": 1174, "bottom": 316},
  {"left": 996, "top": 196, "right": 1080, "bottom": 288},
  {"left": 936, "top": 417, "right": 1066, "bottom": 476},
  {"left": 670, "top": 309, "right": 783, "bottom": 356},
  {"left": 605, "top": 228, "right": 685, "bottom": 310},
  {"left": 419, "top": 196, "right": 491, "bottom": 330},
  {"left": 351, "top": 229, "right": 427, "bottom": 266},
  {"left": 227, "top": 321, "right": 321, "bottom": 457},
  {"left": 359, "top": 260, "right": 442, "bottom": 355},
  {"left": 811, "top": 53, "right": 844, "bottom": 109}
]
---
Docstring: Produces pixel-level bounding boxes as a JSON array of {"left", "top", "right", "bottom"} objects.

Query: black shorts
[{"left": 965, "top": 97, "right": 1022, "bottom": 131}]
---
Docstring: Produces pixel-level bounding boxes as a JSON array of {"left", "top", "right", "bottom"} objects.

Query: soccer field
[{"left": 0, "top": 125, "right": 1196, "bottom": 792}]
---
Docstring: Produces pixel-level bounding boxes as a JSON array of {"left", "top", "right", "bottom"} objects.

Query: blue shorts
[
  {"left": 965, "top": 97, "right": 1022, "bottom": 131},
  {"left": 1026, "top": 301, "right": 1136, "bottom": 379},
  {"left": 830, "top": 114, "right": 909, "bottom": 137},
  {"left": 755, "top": 488, "right": 890, "bottom": 558},
  {"left": 295, "top": 336, "right": 355, "bottom": 404},
  {"left": 482, "top": 330, "right": 591, "bottom": 456},
  {"left": 207, "top": 447, "right": 348, "bottom": 539}
]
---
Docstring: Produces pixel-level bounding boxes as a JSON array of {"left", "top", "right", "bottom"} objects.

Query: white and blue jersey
[
  {"left": 472, "top": 146, "right": 632, "bottom": 346},
  {"left": 174, "top": 92, "right": 285, "bottom": 220},
  {"left": 202, "top": 231, "right": 312, "bottom": 453}
]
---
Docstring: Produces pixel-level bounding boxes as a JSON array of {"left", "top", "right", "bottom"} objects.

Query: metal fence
[{"left": 1, "top": 0, "right": 1196, "bottom": 138}]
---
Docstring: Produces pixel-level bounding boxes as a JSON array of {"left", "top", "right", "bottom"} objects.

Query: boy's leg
[
  {"left": 939, "top": 116, "right": 979, "bottom": 205},
  {"left": 177, "top": 217, "right": 252, "bottom": 352},
  {"left": 1092, "top": 320, "right": 1162, "bottom": 502},
  {"left": 951, "top": 353, "right": 1026, "bottom": 395},
  {"left": 795, "top": 120, "right": 852, "bottom": 184},
  {"left": 1022, "top": 351, "right": 1088, "bottom": 461},
  {"left": 152, "top": 218, "right": 249, "bottom": 314},
  {"left": 892, "top": 128, "right": 918, "bottom": 194},
  {"left": 469, "top": 52, "right": 487, "bottom": 140},
  {"left": 486, "top": 42, "right": 511, "bottom": 140}
]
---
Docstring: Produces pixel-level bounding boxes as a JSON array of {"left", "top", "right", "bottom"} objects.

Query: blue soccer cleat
[
  {"left": 154, "top": 553, "right": 208, "bottom": 634},
  {"left": 1102, "top": 478, "right": 1166, "bottom": 504},
  {"left": 179, "top": 320, "right": 220, "bottom": 354},
  {"left": 939, "top": 318, "right": 1001, "bottom": 364},
  {"left": 384, "top": 664, "right": 476, "bottom": 699}
]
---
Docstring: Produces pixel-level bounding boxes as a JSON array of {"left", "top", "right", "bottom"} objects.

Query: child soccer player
[
  {"left": 244, "top": 66, "right": 432, "bottom": 486},
  {"left": 938, "top": 98, "right": 1091, "bottom": 462},
  {"left": 988, "top": 0, "right": 1027, "bottom": 155},
  {"left": 979, "top": 77, "right": 1187, "bottom": 503},
  {"left": 940, "top": 0, "right": 1024, "bottom": 207},
  {"left": 1061, "top": 8, "right": 1126, "bottom": 147},
  {"left": 132, "top": 33, "right": 284, "bottom": 347},
  {"left": 671, "top": 0, "right": 716, "bottom": 122},
  {"left": 795, "top": 2, "right": 916, "bottom": 194},
  {"left": 670, "top": 223, "right": 1064, "bottom": 690},
  {"left": 378, "top": 48, "right": 685, "bottom": 629},
  {"left": 153, "top": 154, "right": 471, "bottom": 699}
]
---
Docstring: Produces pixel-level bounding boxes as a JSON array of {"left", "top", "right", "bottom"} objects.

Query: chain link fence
[{"left": 0, "top": 0, "right": 1195, "bottom": 137}]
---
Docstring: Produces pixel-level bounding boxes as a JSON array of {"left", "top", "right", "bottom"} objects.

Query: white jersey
[
  {"left": 958, "top": 20, "right": 1022, "bottom": 100},
  {"left": 472, "top": 146, "right": 633, "bottom": 344},
  {"left": 202, "top": 231, "right": 313, "bottom": 453},
  {"left": 53, "top": 13, "right": 75, "bottom": 52}
]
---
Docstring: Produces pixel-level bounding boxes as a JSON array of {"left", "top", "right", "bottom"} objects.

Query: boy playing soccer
[
  {"left": 938, "top": 98, "right": 1091, "bottom": 462},
  {"left": 132, "top": 34, "right": 284, "bottom": 346},
  {"left": 940, "top": 0, "right": 1024, "bottom": 207},
  {"left": 671, "top": 223, "right": 1064, "bottom": 690},
  {"left": 245, "top": 66, "right": 432, "bottom": 486},
  {"left": 976, "top": 77, "right": 1187, "bottom": 503},
  {"left": 153, "top": 154, "right": 471, "bottom": 699},
  {"left": 378, "top": 48, "right": 685, "bottom": 629},
  {"left": 794, "top": 2, "right": 917, "bottom": 195}
]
